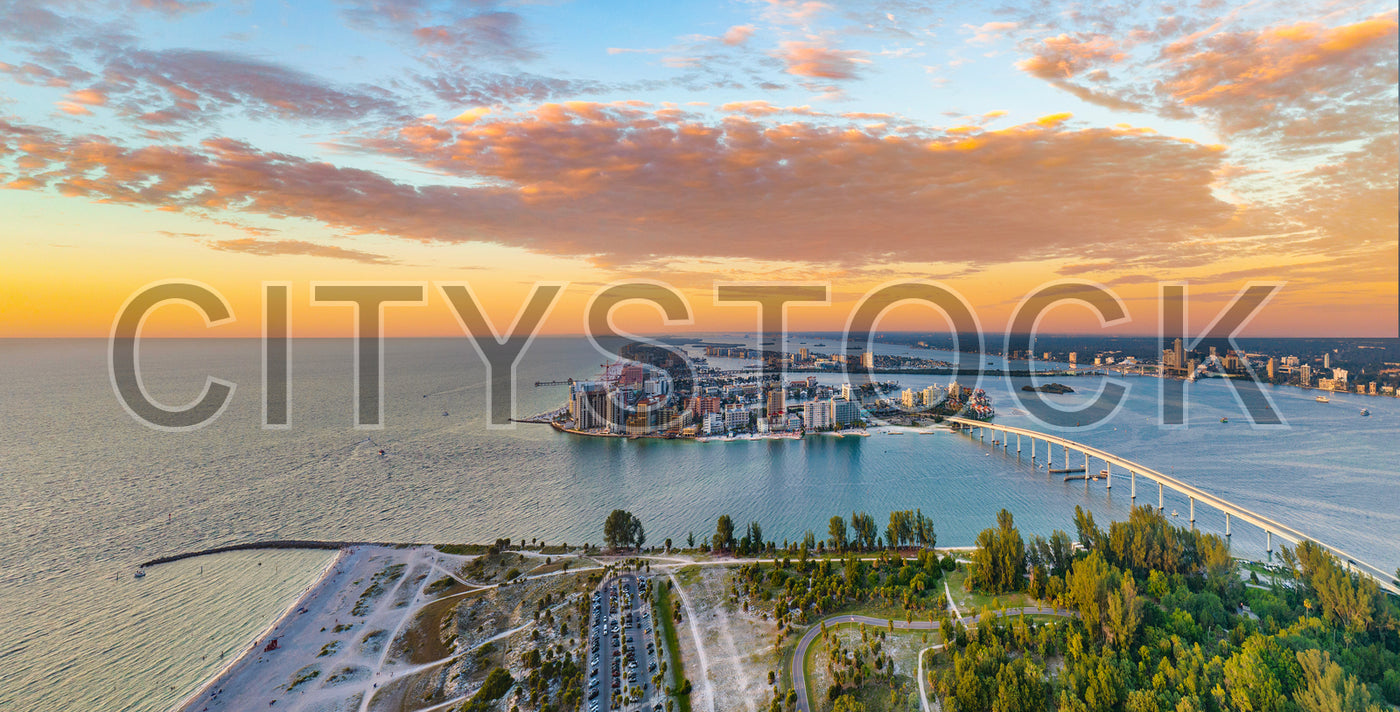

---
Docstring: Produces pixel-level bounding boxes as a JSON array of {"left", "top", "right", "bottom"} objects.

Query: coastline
[{"left": 171, "top": 548, "right": 347, "bottom": 712}]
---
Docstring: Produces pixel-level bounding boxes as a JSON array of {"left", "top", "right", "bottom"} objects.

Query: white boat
[
  {"left": 134, "top": 569, "right": 146, "bottom": 579},
  {"left": 1360, "top": 408, "right": 1370, "bottom": 416},
  {"left": 1315, "top": 395, "right": 1330, "bottom": 403},
  {"left": 1170, "top": 509, "right": 1179, "bottom": 517}
]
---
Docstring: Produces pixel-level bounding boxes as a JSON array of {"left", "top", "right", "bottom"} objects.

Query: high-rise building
[
  {"left": 1266, "top": 357, "right": 1276, "bottom": 381},
  {"left": 766, "top": 388, "right": 785, "bottom": 418},
  {"left": 569, "top": 381, "right": 609, "bottom": 430},
  {"left": 799, "top": 347, "right": 809, "bottom": 360},
  {"left": 830, "top": 397, "right": 859, "bottom": 426},
  {"left": 1068, "top": 352, "right": 1077, "bottom": 364},
  {"left": 861, "top": 351, "right": 875, "bottom": 369},
  {"left": 1298, "top": 364, "right": 1312, "bottom": 385},
  {"left": 901, "top": 389, "right": 917, "bottom": 408},
  {"left": 1324, "top": 352, "right": 1331, "bottom": 369},
  {"left": 840, "top": 383, "right": 854, "bottom": 401},
  {"left": 922, "top": 385, "right": 939, "bottom": 406},
  {"left": 803, "top": 400, "right": 832, "bottom": 430},
  {"left": 1173, "top": 338, "right": 1184, "bottom": 371}
]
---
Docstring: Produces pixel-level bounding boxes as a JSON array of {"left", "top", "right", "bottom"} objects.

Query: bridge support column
[
  {"left": 1084, "top": 452, "right": 1090, "bottom": 490},
  {"left": 1106, "top": 462, "right": 1111, "bottom": 490},
  {"left": 1130, "top": 471, "right": 1136, "bottom": 500},
  {"left": 1189, "top": 497, "right": 1195, "bottom": 524},
  {"left": 1225, "top": 512, "right": 1231, "bottom": 537},
  {"left": 1158, "top": 482, "right": 1164, "bottom": 510},
  {"left": 1266, "top": 530, "right": 1272, "bottom": 553},
  {"left": 1031, "top": 438, "right": 1035, "bottom": 461},
  {"left": 1016, "top": 433, "right": 1020, "bottom": 454}
]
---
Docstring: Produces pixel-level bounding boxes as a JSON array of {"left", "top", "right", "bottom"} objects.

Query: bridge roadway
[{"left": 946, "top": 417, "right": 1398, "bottom": 596}]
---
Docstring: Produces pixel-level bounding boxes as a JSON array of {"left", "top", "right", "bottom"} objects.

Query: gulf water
[{"left": 1, "top": 337, "right": 1396, "bottom": 711}]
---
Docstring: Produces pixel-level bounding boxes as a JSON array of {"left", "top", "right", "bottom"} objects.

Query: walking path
[{"left": 790, "top": 606, "right": 1074, "bottom": 712}]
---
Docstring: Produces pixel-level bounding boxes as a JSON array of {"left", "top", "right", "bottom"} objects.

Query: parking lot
[{"left": 584, "top": 572, "right": 665, "bottom": 712}]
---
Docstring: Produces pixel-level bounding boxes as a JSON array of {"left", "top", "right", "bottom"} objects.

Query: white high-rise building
[{"left": 803, "top": 400, "right": 832, "bottom": 429}]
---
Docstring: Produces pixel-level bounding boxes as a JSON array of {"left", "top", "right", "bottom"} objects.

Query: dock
[{"left": 1048, "top": 467, "right": 1085, "bottom": 474}]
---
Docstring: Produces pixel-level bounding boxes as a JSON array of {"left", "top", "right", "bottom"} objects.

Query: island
[{"left": 1021, "top": 382, "right": 1075, "bottom": 394}]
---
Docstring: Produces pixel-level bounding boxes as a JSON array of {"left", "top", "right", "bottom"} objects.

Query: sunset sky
[{"left": 1, "top": 0, "right": 1396, "bottom": 338}]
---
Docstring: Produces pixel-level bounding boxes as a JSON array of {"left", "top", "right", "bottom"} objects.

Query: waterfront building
[
  {"left": 861, "top": 351, "right": 875, "bottom": 369},
  {"left": 766, "top": 388, "right": 785, "bottom": 418},
  {"left": 1333, "top": 368, "right": 1349, "bottom": 387},
  {"left": 1370, "top": 382, "right": 1378, "bottom": 395},
  {"left": 948, "top": 382, "right": 963, "bottom": 400},
  {"left": 1298, "top": 364, "right": 1312, "bottom": 386},
  {"left": 840, "top": 383, "right": 853, "bottom": 401},
  {"left": 1267, "top": 357, "right": 1276, "bottom": 380},
  {"left": 606, "top": 390, "right": 628, "bottom": 433},
  {"left": 1174, "top": 338, "right": 1184, "bottom": 370},
  {"left": 1069, "top": 352, "right": 1077, "bottom": 364},
  {"left": 922, "top": 385, "right": 939, "bottom": 406},
  {"left": 703, "top": 413, "right": 724, "bottom": 435},
  {"left": 901, "top": 389, "right": 917, "bottom": 408},
  {"left": 830, "top": 397, "right": 858, "bottom": 426},
  {"left": 689, "top": 396, "right": 722, "bottom": 418},
  {"left": 723, "top": 407, "right": 749, "bottom": 432},
  {"left": 569, "top": 381, "right": 609, "bottom": 430},
  {"left": 804, "top": 400, "right": 832, "bottom": 430}
]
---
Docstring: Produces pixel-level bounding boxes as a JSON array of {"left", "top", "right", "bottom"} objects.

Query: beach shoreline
[{"left": 171, "top": 547, "right": 347, "bottom": 712}]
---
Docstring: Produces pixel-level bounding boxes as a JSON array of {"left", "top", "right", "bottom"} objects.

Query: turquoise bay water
[{"left": 1, "top": 338, "right": 1396, "bottom": 710}]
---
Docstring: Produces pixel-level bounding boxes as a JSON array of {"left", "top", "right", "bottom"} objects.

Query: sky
[{"left": 0, "top": 0, "right": 1396, "bottom": 338}]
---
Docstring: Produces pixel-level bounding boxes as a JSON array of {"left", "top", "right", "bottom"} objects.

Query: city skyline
[{"left": 1, "top": 0, "right": 1396, "bottom": 337}]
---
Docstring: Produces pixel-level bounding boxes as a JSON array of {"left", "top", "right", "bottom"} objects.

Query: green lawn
[{"left": 653, "top": 579, "right": 693, "bottom": 712}]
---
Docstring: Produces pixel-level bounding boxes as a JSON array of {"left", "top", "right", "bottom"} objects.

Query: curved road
[{"left": 790, "top": 606, "right": 1074, "bottom": 712}]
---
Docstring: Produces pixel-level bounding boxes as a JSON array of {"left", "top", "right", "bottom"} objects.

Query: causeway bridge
[{"left": 946, "top": 417, "right": 1398, "bottom": 596}]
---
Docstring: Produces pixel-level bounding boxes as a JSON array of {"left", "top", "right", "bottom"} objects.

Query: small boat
[
  {"left": 1360, "top": 409, "right": 1370, "bottom": 416},
  {"left": 134, "top": 570, "right": 147, "bottom": 579},
  {"left": 378, "top": 449, "right": 385, "bottom": 455},
  {"left": 442, "top": 411, "right": 449, "bottom": 416},
  {"left": 1170, "top": 509, "right": 1179, "bottom": 517},
  {"left": 1316, "top": 395, "right": 1330, "bottom": 403},
  {"left": 1220, "top": 417, "right": 1228, "bottom": 423}
]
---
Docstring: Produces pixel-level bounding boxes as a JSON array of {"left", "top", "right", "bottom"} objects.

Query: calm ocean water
[{"left": 1, "top": 337, "right": 1396, "bottom": 711}]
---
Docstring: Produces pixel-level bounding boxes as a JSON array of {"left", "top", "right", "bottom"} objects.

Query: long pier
[{"left": 946, "top": 417, "right": 1398, "bottom": 596}]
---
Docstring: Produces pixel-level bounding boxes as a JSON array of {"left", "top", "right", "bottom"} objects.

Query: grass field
[{"left": 654, "top": 579, "right": 693, "bottom": 712}]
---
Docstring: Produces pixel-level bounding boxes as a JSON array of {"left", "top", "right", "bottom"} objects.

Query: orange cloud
[
  {"left": 775, "top": 41, "right": 866, "bottom": 79},
  {"left": 0, "top": 104, "right": 1248, "bottom": 274},
  {"left": 722, "top": 25, "right": 755, "bottom": 46},
  {"left": 209, "top": 238, "right": 395, "bottom": 264}
]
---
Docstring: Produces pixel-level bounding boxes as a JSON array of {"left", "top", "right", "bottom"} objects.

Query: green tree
[
  {"left": 1075, "top": 505, "right": 1103, "bottom": 551},
  {"left": 714, "top": 515, "right": 735, "bottom": 552},
  {"left": 829, "top": 515, "right": 848, "bottom": 551},
  {"left": 1294, "top": 649, "right": 1382, "bottom": 712},
  {"left": 747, "top": 521, "right": 764, "bottom": 551},
  {"left": 604, "top": 509, "right": 642, "bottom": 550},
  {"left": 970, "top": 509, "right": 1026, "bottom": 593},
  {"left": 1105, "top": 575, "right": 1141, "bottom": 649}
]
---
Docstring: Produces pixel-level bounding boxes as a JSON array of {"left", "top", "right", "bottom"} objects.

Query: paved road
[{"left": 789, "top": 607, "right": 1073, "bottom": 712}]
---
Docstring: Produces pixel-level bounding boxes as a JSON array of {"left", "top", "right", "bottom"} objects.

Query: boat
[
  {"left": 134, "top": 569, "right": 146, "bottom": 579},
  {"left": 1220, "top": 417, "right": 1228, "bottom": 423},
  {"left": 1315, "top": 395, "right": 1330, "bottom": 403},
  {"left": 1170, "top": 509, "right": 1179, "bottom": 517},
  {"left": 1360, "top": 408, "right": 1370, "bottom": 416}
]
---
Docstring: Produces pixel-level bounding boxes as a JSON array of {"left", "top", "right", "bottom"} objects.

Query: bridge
[{"left": 945, "top": 417, "right": 1398, "bottom": 596}]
